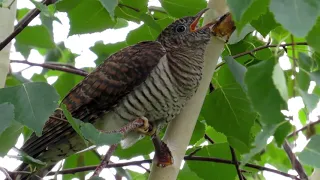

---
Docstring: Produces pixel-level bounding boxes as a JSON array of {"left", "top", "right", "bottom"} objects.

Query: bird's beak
[{"left": 190, "top": 8, "right": 213, "bottom": 32}]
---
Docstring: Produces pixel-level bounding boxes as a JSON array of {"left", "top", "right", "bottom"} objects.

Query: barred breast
[{"left": 96, "top": 48, "right": 205, "bottom": 148}]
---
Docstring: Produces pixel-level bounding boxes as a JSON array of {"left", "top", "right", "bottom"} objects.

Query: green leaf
[
  {"left": 115, "top": 0, "right": 148, "bottom": 22},
  {"left": 241, "top": 124, "right": 278, "bottom": 166},
  {"left": 56, "top": 0, "right": 81, "bottom": 12},
  {"left": 269, "top": 0, "right": 320, "bottom": 37},
  {"left": 189, "top": 118, "right": 205, "bottom": 145},
  {"left": 5, "top": 75, "right": 22, "bottom": 87},
  {"left": 16, "top": 8, "right": 30, "bottom": 21},
  {"left": 126, "top": 18, "right": 174, "bottom": 45},
  {"left": 307, "top": 18, "right": 320, "bottom": 53},
  {"left": 30, "top": 0, "right": 55, "bottom": 18},
  {"left": 0, "top": 122, "right": 23, "bottom": 156},
  {"left": 98, "top": 0, "right": 118, "bottom": 19},
  {"left": 310, "top": 71, "right": 320, "bottom": 86},
  {"left": 114, "top": 137, "right": 153, "bottom": 159},
  {"left": 61, "top": 104, "right": 88, "bottom": 146},
  {"left": 31, "top": 74, "right": 47, "bottom": 82},
  {"left": 0, "top": 82, "right": 59, "bottom": 136},
  {"left": 140, "top": 14, "right": 162, "bottom": 32},
  {"left": 235, "top": 0, "right": 270, "bottom": 32},
  {"left": 79, "top": 123, "right": 122, "bottom": 146},
  {"left": 178, "top": 164, "right": 202, "bottom": 180},
  {"left": 53, "top": 73, "right": 84, "bottom": 99},
  {"left": 90, "top": 41, "right": 128, "bottom": 65},
  {"left": 16, "top": 25, "right": 55, "bottom": 49},
  {"left": 272, "top": 63, "right": 289, "bottom": 101},
  {"left": 0, "top": 103, "right": 14, "bottom": 135},
  {"left": 226, "top": 0, "right": 254, "bottom": 22},
  {"left": 299, "top": 53, "right": 314, "bottom": 71},
  {"left": 224, "top": 56, "right": 247, "bottom": 91},
  {"left": 14, "top": 41, "right": 31, "bottom": 59},
  {"left": 68, "top": 0, "right": 117, "bottom": 35},
  {"left": 161, "top": 0, "right": 206, "bottom": 18},
  {"left": 298, "top": 135, "right": 320, "bottom": 168},
  {"left": 187, "top": 143, "right": 237, "bottom": 180},
  {"left": 251, "top": 10, "right": 279, "bottom": 37},
  {"left": 228, "top": 24, "right": 254, "bottom": 44},
  {"left": 298, "top": 109, "right": 308, "bottom": 125},
  {"left": 299, "top": 90, "right": 319, "bottom": 112},
  {"left": 44, "top": 42, "right": 78, "bottom": 64},
  {"left": 245, "top": 59, "right": 286, "bottom": 125},
  {"left": 15, "top": 150, "right": 46, "bottom": 167},
  {"left": 297, "top": 70, "right": 310, "bottom": 91},
  {"left": 270, "top": 26, "right": 290, "bottom": 43},
  {"left": 202, "top": 82, "right": 255, "bottom": 153},
  {"left": 205, "top": 126, "right": 227, "bottom": 143},
  {"left": 261, "top": 141, "right": 292, "bottom": 172},
  {"left": 63, "top": 150, "right": 100, "bottom": 179},
  {"left": 127, "top": 170, "right": 148, "bottom": 180}
]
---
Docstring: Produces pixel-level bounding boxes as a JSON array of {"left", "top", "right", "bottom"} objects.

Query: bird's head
[{"left": 157, "top": 8, "right": 214, "bottom": 50}]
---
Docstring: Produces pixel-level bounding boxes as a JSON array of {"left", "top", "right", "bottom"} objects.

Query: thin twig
[
  {"left": 46, "top": 62, "right": 83, "bottom": 70},
  {"left": 91, "top": 144, "right": 118, "bottom": 177},
  {"left": 10, "top": 60, "right": 88, "bottom": 77},
  {"left": 28, "top": 156, "right": 301, "bottom": 179},
  {"left": 232, "top": 42, "right": 308, "bottom": 59},
  {"left": 0, "top": 167, "right": 12, "bottom": 180},
  {"left": 283, "top": 140, "right": 308, "bottom": 180},
  {"left": 0, "top": 0, "right": 57, "bottom": 51},
  {"left": 287, "top": 118, "right": 320, "bottom": 138},
  {"left": 204, "top": 133, "right": 215, "bottom": 144},
  {"left": 216, "top": 42, "right": 308, "bottom": 70},
  {"left": 184, "top": 156, "right": 300, "bottom": 180},
  {"left": 229, "top": 146, "right": 244, "bottom": 180}
]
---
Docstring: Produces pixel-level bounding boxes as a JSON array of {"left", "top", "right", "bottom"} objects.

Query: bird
[{"left": 13, "top": 8, "right": 230, "bottom": 179}]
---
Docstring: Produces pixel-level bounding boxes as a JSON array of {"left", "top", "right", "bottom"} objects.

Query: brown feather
[{"left": 20, "top": 41, "right": 166, "bottom": 159}]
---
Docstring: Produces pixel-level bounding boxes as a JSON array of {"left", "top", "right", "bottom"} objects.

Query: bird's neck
[{"left": 166, "top": 46, "right": 206, "bottom": 97}]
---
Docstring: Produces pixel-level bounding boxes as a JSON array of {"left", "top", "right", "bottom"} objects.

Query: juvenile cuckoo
[{"left": 14, "top": 8, "right": 234, "bottom": 179}]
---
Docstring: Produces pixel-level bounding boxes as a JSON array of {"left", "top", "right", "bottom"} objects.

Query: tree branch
[
  {"left": 287, "top": 119, "right": 320, "bottom": 138},
  {"left": 148, "top": 1, "right": 229, "bottom": 179},
  {"left": 8, "top": 156, "right": 299, "bottom": 179},
  {"left": 0, "top": 0, "right": 57, "bottom": 51},
  {"left": 229, "top": 146, "right": 244, "bottom": 180},
  {"left": 10, "top": 60, "right": 88, "bottom": 77},
  {"left": 232, "top": 42, "right": 308, "bottom": 59},
  {"left": 215, "top": 42, "right": 308, "bottom": 70},
  {"left": 0, "top": 0, "right": 17, "bottom": 88},
  {"left": 283, "top": 140, "right": 308, "bottom": 180}
]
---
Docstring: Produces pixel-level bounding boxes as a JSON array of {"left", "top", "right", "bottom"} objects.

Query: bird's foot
[
  {"left": 135, "top": 116, "right": 156, "bottom": 136},
  {"left": 152, "top": 134, "right": 174, "bottom": 167}
]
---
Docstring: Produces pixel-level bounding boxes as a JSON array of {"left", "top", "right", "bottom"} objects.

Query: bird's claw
[{"left": 135, "top": 117, "right": 156, "bottom": 136}]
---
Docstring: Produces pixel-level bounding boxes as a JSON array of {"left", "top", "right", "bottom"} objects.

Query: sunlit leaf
[{"left": 0, "top": 82, "right": 59, "bottom": 136}]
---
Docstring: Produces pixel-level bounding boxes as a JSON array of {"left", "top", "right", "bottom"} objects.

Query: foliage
[{"left": 1, "top": 0, "right": 320, "bottom": 179}]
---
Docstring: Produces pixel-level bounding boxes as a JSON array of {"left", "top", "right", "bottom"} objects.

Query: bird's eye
[{"left": 175, "top": 25, "right": 186, "bottom": 33}]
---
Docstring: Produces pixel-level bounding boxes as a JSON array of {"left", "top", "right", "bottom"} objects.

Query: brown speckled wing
[{"left": 20, "top": 41, "right": 166, "bottom": 159}]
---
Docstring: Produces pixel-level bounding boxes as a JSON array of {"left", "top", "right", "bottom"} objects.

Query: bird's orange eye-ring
[{"left": 175, "top": 25, "right": 186, "bottom": 33}]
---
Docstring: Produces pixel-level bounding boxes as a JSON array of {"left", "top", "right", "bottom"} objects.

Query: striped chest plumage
[{"left": 112, "top": 50, "right": 204, "bottom": 129}]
